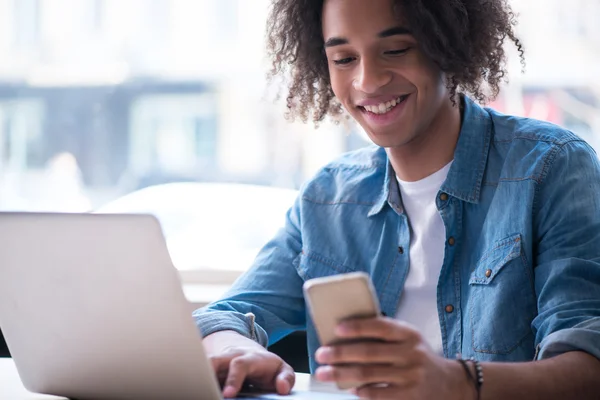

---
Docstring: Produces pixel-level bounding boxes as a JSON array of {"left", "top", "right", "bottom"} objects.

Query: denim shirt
[{"left": 194, "top": 96, "right": 600, "bottom": 373}]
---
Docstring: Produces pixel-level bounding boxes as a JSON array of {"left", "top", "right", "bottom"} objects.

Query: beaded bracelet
[{"left": 457, "top": 357, "right": 483, "bottom": 400}]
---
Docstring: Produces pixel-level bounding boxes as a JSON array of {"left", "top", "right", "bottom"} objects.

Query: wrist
[{"left": 451, "top": 358, "right": 478, "bottom": 400}]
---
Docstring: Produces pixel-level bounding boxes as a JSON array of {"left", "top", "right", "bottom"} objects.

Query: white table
[{"left": 0, "top": 358, "right": 356, "bottom": 399}]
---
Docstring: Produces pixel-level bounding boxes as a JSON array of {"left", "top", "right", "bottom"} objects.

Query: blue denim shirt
[{"left": 194, "top": 96, "right": 600, "bottom": 372}]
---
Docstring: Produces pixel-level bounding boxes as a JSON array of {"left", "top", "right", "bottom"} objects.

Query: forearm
[
  {"left": 202, "top": 330, "right": 266, "bottom": 355},
  {"left": 476, "top": 351, "right": 600, "bottom": 400}
]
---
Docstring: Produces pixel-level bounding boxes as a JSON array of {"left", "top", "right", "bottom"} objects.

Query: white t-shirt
[{"left": 394, "top": 162, "right": 452, "bottom": 355}]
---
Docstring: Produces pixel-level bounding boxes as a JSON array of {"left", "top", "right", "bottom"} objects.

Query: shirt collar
[
  {"left": 440, "top": 95, "right": 492, "bottom": 204},
  {"left": 368, "top": 95, "right": 492, "bottom": 217},
  {"left": 368, "top": 156, "right": 398, "bottom": 217}
]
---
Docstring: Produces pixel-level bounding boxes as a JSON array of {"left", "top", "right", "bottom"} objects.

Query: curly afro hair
[{"left": 266, "top": 0, "right": 525, "bottom": 124}]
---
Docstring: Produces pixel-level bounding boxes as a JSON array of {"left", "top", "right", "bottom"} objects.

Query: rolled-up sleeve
[
  {"left": 537, "top": 319, "right": 600, "bottom": 360},
  {"left": 193, "top": 310, "right": 269, "bottom": 346},
  {"left": 533, "top": 139, "right": 600, "bottom": 361},
  {"left": 193, "top": 194, "right": 307, "bottom": 347}
]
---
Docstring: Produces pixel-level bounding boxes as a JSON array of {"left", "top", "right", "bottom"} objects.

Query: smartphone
[{"left": 303, "top": 272, "right": 381, "bottom": 390}]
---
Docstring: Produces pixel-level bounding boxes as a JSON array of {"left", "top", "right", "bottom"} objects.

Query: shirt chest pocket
[{"left": 468, "top": 234, "right": 537, "bottom": 354}]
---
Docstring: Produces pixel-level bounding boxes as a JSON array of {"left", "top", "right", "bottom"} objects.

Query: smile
[{"left": 361, "top": 94, "right": 409, "bottom": 115}]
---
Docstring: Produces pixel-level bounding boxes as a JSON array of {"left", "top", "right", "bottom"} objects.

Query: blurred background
[{"left": 0, "top": 0, "right": 598, "bottom": 273}]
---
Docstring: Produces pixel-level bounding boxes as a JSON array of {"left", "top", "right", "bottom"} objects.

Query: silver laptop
[{"left": 0, "top": 212, "right": 287, "bottom": 400}]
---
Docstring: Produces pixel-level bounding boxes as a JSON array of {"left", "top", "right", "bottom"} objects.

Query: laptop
[{"left": 0, "top": 212, "right": 352, "bottom": 400}]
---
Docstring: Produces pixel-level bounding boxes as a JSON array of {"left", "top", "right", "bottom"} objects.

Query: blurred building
[
  {"left": 491, "top": 0, "right": 600, "bottom": 147},
  {"left": 0, "top": 0, "right": 596, "bottom": 211},
  {"left": 0, "top": 0, "right": 355, "bottom": 210}
]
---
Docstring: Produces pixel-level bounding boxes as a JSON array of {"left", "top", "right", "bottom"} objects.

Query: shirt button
[
  {"left": 448, "top": 237, "right": 456, "bottom": 246},
  {"left": 445, "top": 305, "right": 454, "bottom": 313},
  {"left": 485, "top": 269, "right": 492, "bottom": 278},
  {"left": 398, "top": 246, "right": 404, "bottom": 254},
  {"left": 440, "top": 193, "right": 448, "bottom": 201}
]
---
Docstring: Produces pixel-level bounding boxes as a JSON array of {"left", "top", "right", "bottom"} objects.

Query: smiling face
[{"left": 322, "top": 0, "right": 455, "bottom": 149}]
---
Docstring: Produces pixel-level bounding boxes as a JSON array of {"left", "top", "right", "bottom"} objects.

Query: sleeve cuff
[
  {"left": 536, "top": 318, "right": 600, "bottom": 361},
  {"left": 192, "top": 309, "right": 269, "bottom": 347}
]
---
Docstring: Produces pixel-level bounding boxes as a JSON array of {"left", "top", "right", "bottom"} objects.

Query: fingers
[
  {"left": 209, "top": 347, "right": 247, "bottom": 374},
  {"left": 275, "top": 362, "right": 296, "bottom": 395},
  {"left": 316, "top": 341, "right": 422, "bottom": 366},
  {"left": 217, "top": 352, "right": 295, "bottom": 398},
  {"left": 335, "top": 317, "right": 422, "bottom": 343},
  {"left": 316, "top": 364, "right": 425, "bottom": 388},
  {"left": 210, "top": 354, "right": 231, "bottom": 374},
  {"left": 222, "top": 354, "right": 256, "bottom": 398},
  {"left": 209, "top": 354, "right": 234, "bottom": 385},
  {"left": 353, "top": 383, "right": 415, "bottom": 400}
]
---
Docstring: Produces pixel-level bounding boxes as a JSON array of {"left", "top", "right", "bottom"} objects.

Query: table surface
[{"left": 0, "top": 358, "right": 356, "bottom": 399}]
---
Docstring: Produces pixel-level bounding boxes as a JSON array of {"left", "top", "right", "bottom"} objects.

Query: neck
[{"left": 387, "top": 97, "right": 462, "bottom": 182}]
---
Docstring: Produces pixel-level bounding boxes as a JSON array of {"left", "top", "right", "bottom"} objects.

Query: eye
[
  {"left": 333, "top": 57, "right": 356, "bottom": 65},
  {"left": 385, "top": 48, "right": 410, "bottom": 56}
]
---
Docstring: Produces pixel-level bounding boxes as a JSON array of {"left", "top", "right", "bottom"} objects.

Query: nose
[{"left": 353, "top": 57, "right": 392, "bottom": 94}]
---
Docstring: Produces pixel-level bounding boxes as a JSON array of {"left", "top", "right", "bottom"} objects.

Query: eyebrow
[{"left": 324, "top": 26, "right": 412, "bottom": 48}]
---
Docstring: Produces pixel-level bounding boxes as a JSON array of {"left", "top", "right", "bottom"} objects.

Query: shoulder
[
  {"left": 487, "top": 107, "right": 581, "bottom": 146},
  {"left": 485, "top": 108, "right": 595, "bottom": 183}
]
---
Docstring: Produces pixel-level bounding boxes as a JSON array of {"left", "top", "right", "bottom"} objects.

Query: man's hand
[
  {"left": 314, "top": 317, "right": 469, "bottom": 400},
  {"left": 204, "top": 331, "right": 295, "bottom": 398}
]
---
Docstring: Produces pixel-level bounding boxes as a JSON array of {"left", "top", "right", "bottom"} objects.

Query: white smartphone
[{"left": 303, "top": 272, "right": 382, "bottom": 390}]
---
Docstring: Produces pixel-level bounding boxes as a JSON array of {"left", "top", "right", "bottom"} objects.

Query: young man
[{"left": 194, "top": 0, "right": 600, "bottom": 398}]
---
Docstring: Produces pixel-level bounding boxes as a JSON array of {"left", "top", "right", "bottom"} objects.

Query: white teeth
[{"left": 363, "top": 96, "right": 404, "bottom": 114}]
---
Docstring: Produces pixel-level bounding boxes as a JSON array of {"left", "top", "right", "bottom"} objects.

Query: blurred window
[{"left": 0, "top": 0, "right": 597, "bottom": 277}]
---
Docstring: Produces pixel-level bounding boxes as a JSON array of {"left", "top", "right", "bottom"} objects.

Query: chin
[{"left": 362, "top": 125, "right": 414, "bottom": 149}]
